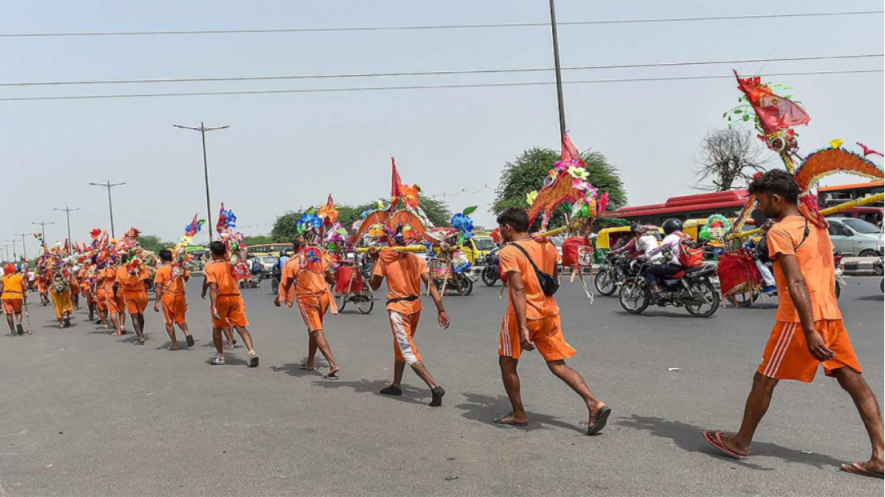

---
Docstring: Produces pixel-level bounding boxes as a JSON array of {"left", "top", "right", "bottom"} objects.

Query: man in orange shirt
[
  {"left": 113, "top": 258, "right": 130, "bottom": 333},
  {"left": 101, "top": 262, "right": 124, "bottom": 335},
  {"left": 201, "top": 263, "right": 237, "bottom": 351},
  {"left": 494, "top": 208, "right": 610, "bottom": 434},
  {"left": 369, "top": 236, "right": 450, "bottom": 407},
  {"left": 153, "top": 249, "right": 194, "bottom": 350},
  {"left": 117, "top": 254, "right": 150, "bottom": 345},
  {"left": 204, "top": 241, "right": 258, "bottom": 367},
  {"left": 1, "top": 264, "right": 27, "bottom": 336},
  {"left": 703, "top": 170, "right": 883, "bottom": 478},
  {"left": 274, "top": 236, "right": 340, "bottom": 379},
  {"left": 36, "top": 272, "right": 49, "bottom": 306}
]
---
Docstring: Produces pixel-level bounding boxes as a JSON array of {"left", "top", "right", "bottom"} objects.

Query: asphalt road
[{"left": 0, "top": 276, "right": 882, "bottom": 496}]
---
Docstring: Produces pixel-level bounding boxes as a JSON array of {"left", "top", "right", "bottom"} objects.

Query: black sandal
[{"left": 586, "top": 406, "right": 612, "bottom": 436}]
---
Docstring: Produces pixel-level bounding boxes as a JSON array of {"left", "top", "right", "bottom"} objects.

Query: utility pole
[
  {"left": 89, "top": 181, "right": 125, "bottom": 238},
  {"left": 31, "top": 221, "right": 54, "bottom": 245},
  {"left": 54, "top": 206, "right": 81, "bottom": 252},
  {"left": 174, "top": 122, "right": 230, "bottom": 243},
  {"left": 548, "top": 0, "right": 568, "bottom": 142},
  {"left": 15, "top": 233, "right": 29, "bottom": 260},
  {"left": 8, "top": 239, "right": 19, "bottom": 260}
]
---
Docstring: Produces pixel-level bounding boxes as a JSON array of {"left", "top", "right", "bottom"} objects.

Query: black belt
[{"left": 386, "top": 296, "right": 419, "bottom": 305}]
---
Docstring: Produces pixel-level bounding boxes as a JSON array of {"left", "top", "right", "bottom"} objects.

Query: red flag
[
  {"left": 390, "top": 158, "right": 403, "bottom": 212},
  {"left": 561, "top": 133, "right": 587, "bottom": 167},
  {"left": 185, "top": 213, "right": 200, "bottom": 237},
  {"left": 734, "top": 70, "right": 810, "bottom": 135}
]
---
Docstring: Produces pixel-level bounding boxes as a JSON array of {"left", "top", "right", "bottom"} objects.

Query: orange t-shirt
[
  {"left": 498, "top": 239, "right": 561, "bottom": 320},
  {"left": 767, "top": 215, "right": 842, "bottom": 323},
  {"left": 1, "top": 274, "right": 25, "bottom": 300},
  {"left": 101, "top": 267, "right": 117, "bottom": 292},
  {"left": 372, "top": 248, "right": 428, "bottom": 314},
  {"left": 280, "top": 248, "right": 331, "bottom": 301},
  {"left": 154, "top": 265, "right": 186, "bottom": 296},
  {"left": 204, "top": 260, "right": 240, "bottom": 297}
]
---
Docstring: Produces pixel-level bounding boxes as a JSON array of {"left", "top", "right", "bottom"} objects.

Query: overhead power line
[
  {"left": 0, "top": 69, "right": 879, "bottom": 103},
  {"left": 1, "top": 11, "right": 880, "bottom": 38},
  {"left": 1, "top": 53, "right": 879, "bottom": 88}
]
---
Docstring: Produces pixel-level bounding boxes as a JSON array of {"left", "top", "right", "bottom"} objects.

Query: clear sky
[{"left": 1, "top": 0, "right": 882, "bottom": 258}]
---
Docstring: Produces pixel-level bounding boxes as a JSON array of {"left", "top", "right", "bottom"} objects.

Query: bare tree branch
[{"left": 694, "top": 128, "right": 769, "bottom": 191}]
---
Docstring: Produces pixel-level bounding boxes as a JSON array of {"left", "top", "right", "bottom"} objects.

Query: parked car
[
  {"left": 826, "top": 217, "right": 884, "bottom": 257},
  {"left": 256, "top": 256, "right": 280, "bottom": 274}
]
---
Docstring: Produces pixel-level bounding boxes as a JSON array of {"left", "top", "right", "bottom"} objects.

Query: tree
[
  {"left": 243, "top": 235, "right": 273, "bottom": 246},
  {"left": 138, "top": 235, "right": 169, "bottom": 254},
  {"left": 270, "top": 198, "right": 453, "bottom": 242},
  {"left": 493, "top": 147, "right": 627, "bottom": 229},
  {"left": 694, "top": 128, "right": 768, "bottom": 192}
]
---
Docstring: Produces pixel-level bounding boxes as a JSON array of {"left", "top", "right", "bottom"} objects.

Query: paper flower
[
  {"left": 553, "top": 160, "right": 570, "bottom": 172},
  {"left": 318, "top": 203, "right": 340, "bottom": 225},
  {"left": 401, "top": 184, "right": 420, "bottom": 210},
  {"left": 567, "top": 165, "right": 589, "bottom": 181},
  {"left": 829, "top": 139, "right": 844, "bottom": 149},
  {"left": 526, "top": 190, "right": 538, "bottom": 206}
]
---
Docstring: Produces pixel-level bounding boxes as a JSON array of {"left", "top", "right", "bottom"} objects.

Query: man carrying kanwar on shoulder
[
  {"left": 703, "top": 170, "right": 883, "bottom": 478},
  {"left": 274, "top": 235, "right": 340, "bottom": 379},
  {"left": 49, "top": 266, "right": 74, "bottom": 328},
  {"left": 117, "top": 253, "right": 150, "bottom": 345},
  {"left": 204, "top": 241, "right": 259, "bottom": 367},
  {"left": 494, "top": 207, "right": 610, "bottom": 435},
  {"left": 0, "top": 264, "right": 28, "bottom": 335},
  {"left": 153, "top": 249, "right": 195, "bottom": 350},
  {"left": 369, "top": 225, "right": 450, "bottom": 407}
]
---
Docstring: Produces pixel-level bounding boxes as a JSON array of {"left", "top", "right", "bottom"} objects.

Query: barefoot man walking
[
  {"left": 703, "top": 170, "right": 883, "bottom": 478},
  {"left": 494, "top": 208, "right": 610, "bottom": 435}
]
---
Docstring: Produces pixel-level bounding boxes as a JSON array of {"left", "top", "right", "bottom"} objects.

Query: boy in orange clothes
[
  {"left": 79, "top": 266, "right": 95, "bottom": 322},
  {"left": 369, "top": 234, "right": 450, "bottom": 407},
  {"left": 274, "top": 236, "right": 340, "bottom": 379},
  {"left": 69, "top": 267, "right": 80, "bottom": 311},
  {"left": 113, "top": 259, "right": 129, "bottom": 332},
  {"left": 204, "top": 241, "right": 258, "bottom": 367},
  {"left": 703, "top": 170, "right": 883, "bottom": 478},
  {"left": 117, "top": 254, "right": 150, "bottom": 345},
  {"left": 494, "top": 208, "right": 610, "bottom": 434},
  {"left": 153, "top": 249, "right": 194, "bottom": 350},
  {"left": 36, "top": 273, "right": 49, "bottom": 306},
  {"left": 1, "top": 264, "right": 28, "bottom": 336},
  {"left": 101, "top": 262, "right": 124, "bottom": 335}
]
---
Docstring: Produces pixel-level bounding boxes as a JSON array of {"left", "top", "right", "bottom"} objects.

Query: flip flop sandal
[
  {"left": 248, "top": 354, "right": 260, "bottom": 368},
  {"left": 322, "top": 370, "right": 340, "bottom": 380},
  {"left": 186, "top": 335, "right": 195, "bottom": 348},
  {"left": 211, "top": 357, "right": 225, "bottom": 366},
  {"left": 840, "top": 462, "right": 884, "bottom": 479},
  {"left": 16, "top": 324, "right": 24, "bottom": 335},
  {"left": 494, "top": 414, "right": 529, "bottom": 427},
  {"left": 299, "top": 361, "right": 316, "bottom": 371},
  {"left": 586, "top": 407, "right": 612, "bottom": 436},
  {"left": 703, "top": 431, "right": 749, "bottom": 460}
]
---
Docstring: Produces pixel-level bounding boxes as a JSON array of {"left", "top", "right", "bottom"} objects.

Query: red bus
[
  {"left": 818, "top": 181, "right": 883, "bottom": 225},
  {"left": 606, "top": 190, "right": 753, "bottom": 227}
]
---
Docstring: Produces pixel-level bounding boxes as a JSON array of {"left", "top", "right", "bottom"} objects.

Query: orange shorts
[
  {"left": 499, "top": 314, "right": 576, "bottom": 362},
  {"left": 213, "top": 295, "right": 248, "bottom": 329},
  {"left": 95, "top": 289, "right": 107, "bottom": 311},
  {"left": 758, "top": 320, "right": 861, "bottom": 383},
  {"left": 388, "top": 310, "right": 422, "bottom": 365},
  {"left": 124, "top": 291, "right": 148, "bottom": 315},
  {"left": 296, "top": 293, "right": 330, "bottom": 333},
  {"left": 106, "top": 291, "right": 121, "bottom": 313},
  {"left": 2, "top": 299, "right": 23, "bottom": 314},
  {"left": 161, "top": 294, "right": 187, "bottom": 325}
]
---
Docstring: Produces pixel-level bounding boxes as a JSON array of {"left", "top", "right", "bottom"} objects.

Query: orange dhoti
[
  {"left": 124, "top": 291, "right": 148, "bottom": 315},
  {"left": 95, "top": 288, "right": 108, "bottom": 311},
  {"left": 213, "top": 295, "right": 248, "bottom": 329},
  {"left": 296, "top": 293, "right": 330, "bottom": 333},
  {"left": 2, "top": 299, "right": 23, "bottom": 314},
  {"left": 161, "top": 294, "right": 187, "bottom": 325},
  {"left": 50, "top": 290, "right": 74, "bottom": 319}
]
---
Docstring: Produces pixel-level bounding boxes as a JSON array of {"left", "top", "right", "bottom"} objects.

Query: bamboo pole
[{"left": 731, "top": 193, "right": 884, "bottom": 239}]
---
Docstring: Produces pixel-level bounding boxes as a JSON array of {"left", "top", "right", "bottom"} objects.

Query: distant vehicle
[
  {"left": 826, "top": 217, "right": 884, "bottom": 257},
  {"left": 256, "top": 256, "right": 279, "bottom": 273},
  {"left": 247, "top": 243, "right": 290, "bottom": 257},
  {"left": 461, "top": 235, "right": 496, "bottom": 266}
]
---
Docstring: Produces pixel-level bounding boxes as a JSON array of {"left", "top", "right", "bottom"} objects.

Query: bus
[
  {"left": 818, "top": 181, "right": 883, "bottom": 225},
  {"left": 606, "top": 190, "right": 753, "bottom": 227},
  {"left": 246, "top": 243, "right": 291, "bottom": 257}
]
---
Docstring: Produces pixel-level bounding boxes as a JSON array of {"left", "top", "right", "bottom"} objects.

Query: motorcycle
[
  {"left": 239, "top": 272, "right": 261, "bottom": 289},
  {"left": 619, "top": 259, "right": 720, "bottom": 317},
  {"left": 480, "top": 246, "right": 502, "bottom": 287},
  {"left": 594, "top": 253, "right": 631, "bottom": 297}
]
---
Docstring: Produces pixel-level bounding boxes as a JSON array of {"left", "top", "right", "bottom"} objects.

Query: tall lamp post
[
  {"left": 8, "top": 239, "right": 19, "bottom": 260},
  {"left": 31, "top": 221, "right": 54, "bottom": 245},
  {"left": 548, "top": 0, "right": 568, "bottom": 142},
  {"left": 174, "top": 122, "right": 230, "bottom": 243},
  {"left": 89, "top": 181, "right": 125, "bottom": 238},
  {"left": 54, "top": 206, "right": 81, "bottom": 252},
  {"left": 14, "top": 233, "right": 29, "bottom": 261}
]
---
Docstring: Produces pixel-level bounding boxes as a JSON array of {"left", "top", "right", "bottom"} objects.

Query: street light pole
[
  {"left": 89, "top": 181, "right": 125, "bottom": 238},
  {"left": 15, "top": 233, "right": 29, "bottom": 260},
  {"left": 31, "top": 221, "right": 55, "bottom": 245},
  {"left": 8, "top": 239, "right": 19, "bottom": 260},
  {"left": 548, "top": 0, "right": 568, "bottom": 142},
  {"left": 174, "top": 122, "right": 230, "bottom": 243},
  {"left": 54, "top": 206, "right": 81, "bottom": 252}
]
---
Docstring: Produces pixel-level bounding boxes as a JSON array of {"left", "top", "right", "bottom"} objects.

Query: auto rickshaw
[{"left": 593, "top": 225, "right": 663, "bottom": 263}]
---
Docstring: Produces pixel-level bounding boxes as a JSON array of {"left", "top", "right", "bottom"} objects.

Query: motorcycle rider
[
  {"left": 611, "top": 224, "right": 661, "bottom": 260},
  {"left": 644, "top": 219, "right": 686, "bottom": 298}
]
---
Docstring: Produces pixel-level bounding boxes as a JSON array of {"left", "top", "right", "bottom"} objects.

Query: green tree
[
  {"left": 138, "top": 235, "right": 169, "bottom": 254},
  {"left": 243, "top": 235, "right": 273, "bottom": 246},
  {"left": 493, "top": 147, "right": 627, "bottom": 229},
  {"left": 270, "top": 212, "right": 302, "bottom": 242}
]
